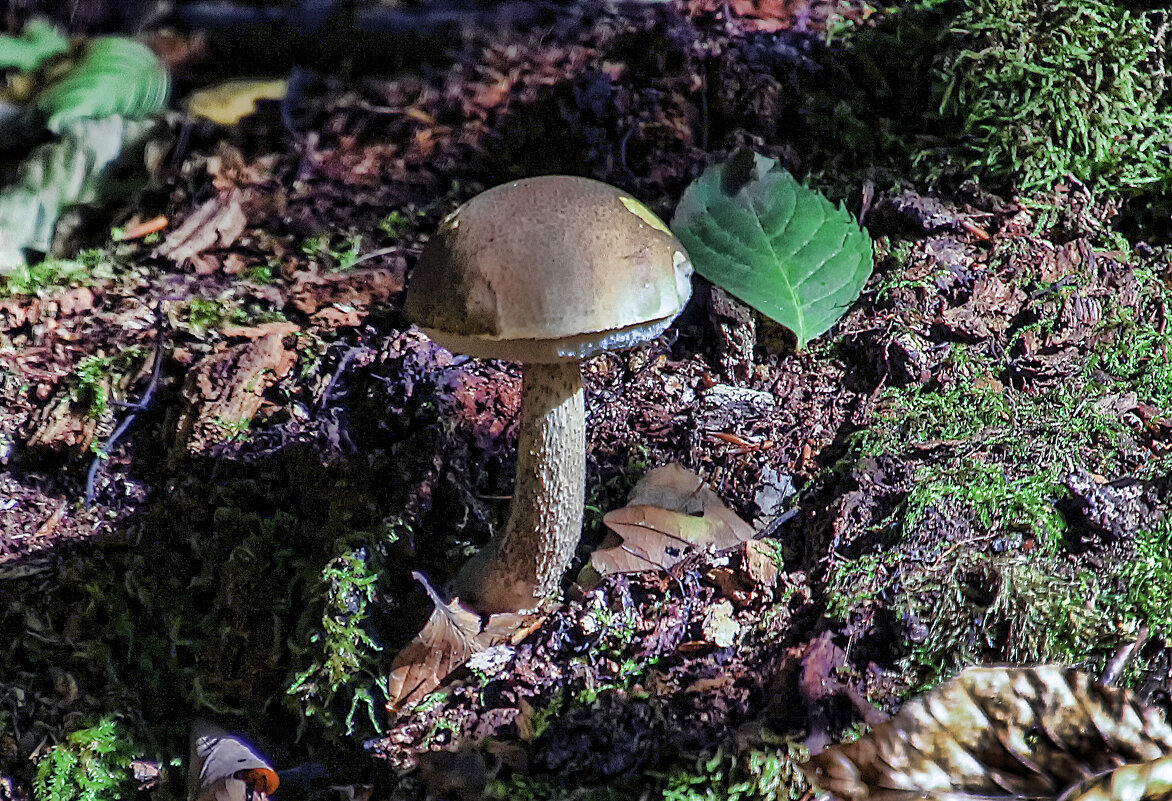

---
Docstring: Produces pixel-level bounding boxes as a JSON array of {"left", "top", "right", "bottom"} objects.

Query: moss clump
[
  {"left": 287, "top": 539, "right": 388, "bottom": 736},
  {"left": 658, "top": 744, "right": 810, "bottom": 801},
  {"left": 71, "top": 348, "right": 146, "bottom": 419},
  {"left": 1117, "top": 514, "right": 1172, "bottom": 637},
  {"left": 802, "top": 1, "right": 1172, "bottom": 196},
  {"left": 931, "top": 0, "right": 1172, "bottom": 192},
  {"left": 484, "top": 743, "right": 810, "bottom": 801},
  {"left": 896, "top": 553, "right": 1125, "bottom": 689},
  {"left": 33, "top": 718, "right": 138, "bottom": 801}
]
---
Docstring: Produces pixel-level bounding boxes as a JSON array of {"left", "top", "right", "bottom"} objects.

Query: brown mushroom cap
[{"left": 404, "top": 175, "right": 692, "bottom": 362}]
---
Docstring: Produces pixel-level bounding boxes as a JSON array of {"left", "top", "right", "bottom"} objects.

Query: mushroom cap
[{"left": 404, "top": 175, "right": 693, "bottom": 362}]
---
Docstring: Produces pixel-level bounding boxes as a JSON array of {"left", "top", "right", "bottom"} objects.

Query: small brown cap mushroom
[
  {"left": 404, "top": 175, "right": 692, "bottom": 362},
  {"left": 403, "top": 175, "right": 692, "bottom": 612}
]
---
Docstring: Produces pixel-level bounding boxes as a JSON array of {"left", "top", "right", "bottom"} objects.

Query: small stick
[
  {"left": 84, "top": 304, "right": 168, "bottom": 507},
  {"left": 1101, "top": 625, "right": 1149, "bottom": 686}
]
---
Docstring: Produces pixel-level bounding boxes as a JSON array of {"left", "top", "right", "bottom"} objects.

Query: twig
[
  {"left": 317, "top": 344, "right": 367, "bottom": 412},
  {"left": 346, "top": 246, "right": 399, "bottom": 269},
  {"left": 85, "top": 305, "right": 168, "bottom": 507},
  {"left": 1101, "top": 626, "right": 1149, "bottom": 686}
]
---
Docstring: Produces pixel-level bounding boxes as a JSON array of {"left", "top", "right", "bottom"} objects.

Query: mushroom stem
[{"left": 457, "top": 360, "right": 585, "bottom": 613}]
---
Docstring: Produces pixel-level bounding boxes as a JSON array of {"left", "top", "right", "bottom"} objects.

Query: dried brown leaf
[
  {"left": 156, "top": 189, "right": 247, "bottom": 266},
  {"left": 804, "top": 665, "right": 1172, "bottom": 801},
  {"left": 386, "top": 573, "right": 483, "bottom": 712},
  {"left": 586, "top": 464, "right": 755, "bottom": 581},
  {"left": 386, "top": 574, "right": 539, "bottom": 712}
]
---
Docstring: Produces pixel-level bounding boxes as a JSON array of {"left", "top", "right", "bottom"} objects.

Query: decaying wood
[
  {"left": 173, "top": 324, "right": 298, "bottom": 453},
  {"left": 22, "top": 388, "right": 101, "bottom": 456},
  {"left": 707, "top": 283, "right": 755, "bottom": 382}
]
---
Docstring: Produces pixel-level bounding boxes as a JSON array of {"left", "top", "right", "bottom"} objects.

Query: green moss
[
  {"left": 830, "top": 244, "right": 1172, "bottom": 687},
  {"left": 242, "top": 263, "right": 277, "bottom": 284},
  {"left": 287, "top": 538, "right": 389, "bottom": 737},
  {"left": 896, "top": 553, "right": 1124, "bottom": 690},
  {"left": 0, "top": 258, "right": 89, "bottom": 297},
  {"left": 932, "top": 0, "right": 1172, "bottom": 193},
  {"left": 658, "top": 744, "right": 810, "bottom": 801},
  {"left": 1116, "top": 515, "right": 1172, "bottom": 636},
  {"left": 71, "top": 348, "right": 146, "bottom": 419},
  {"left": 847, "top": 351, "right": 1131, "bottom": 550},
  {"left": 377, "top": 208, "right": 427, "bottom": 241},
  {"left": 824, "top": 553, "right": 896, "bottom": 622},
  {"left": 178, "top": 296, "right": 287, "bottom": 333},
  {"left": 33, "top": 718, "right": 138, "bottom": 801},
  {"left": 1089, "top": 276, "right": 1172, "bottom": 413},
  {"left": 484, "top": 743, "right": 809, "bottom": 801},
  {"left": 804, "top": 0, "right": 1172, "bottom": 195},
  {"left": 906, "top": 460, "right": 1067, "bottom": 548},
  {"left": 302, "top": 233, "right": 365, "bottom": 271}
]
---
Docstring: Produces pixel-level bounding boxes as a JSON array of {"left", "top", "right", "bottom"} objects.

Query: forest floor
[{"left": 1, "top": 2, "right": 1170, "bottom": 801}]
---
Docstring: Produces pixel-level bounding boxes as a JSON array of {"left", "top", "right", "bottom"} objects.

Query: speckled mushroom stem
[{"left": 460, "top": 360, "right": 585, "bottom": 614}]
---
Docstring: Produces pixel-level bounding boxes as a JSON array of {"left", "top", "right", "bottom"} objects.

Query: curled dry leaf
[
  {"left": 156, "top": 189, "right": 247, "bottom": 271},
  {"left": 187, "top": 720, "right": 278, "bottom": 801},
  {"left": 386, "top": 573, "right": 541, "bottom": 713},
  {"left": 583, "top": 463, "right": 755, "bottom": 583},
  {"left": 804, "top": 665, "right": 1172, "bottom": 801}
]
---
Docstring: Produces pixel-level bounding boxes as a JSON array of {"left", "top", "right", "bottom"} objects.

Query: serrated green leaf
[
  {"left": 0, "top": 19, "right": 69, "bottom": 72},
  {"left": 36, "top": 37, "right": 169, "bottom": 133},
  {"left": 671, "top": 152, "right": 873, "bottom": 349}
]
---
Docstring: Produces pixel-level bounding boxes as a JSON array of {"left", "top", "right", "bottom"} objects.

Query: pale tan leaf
[
  {"left": 804, "top": 665, "right": 1172, "bottom": 801},
  {"left": 1059, "top": 754, "right": 1172, "bottom": 801},
  {"left": 627, "top": 464, "right": 756, "bottom": 544},
  {"left": 626, "top": 462, "right": 712, "bottom": 511},
  {"left": 187, "top": 78, "right": 288, "bottom": 125},
  {"left": 744, "top": 540, "right": 779, "bottom": 587},
  {"left": 156, "top": 189, "right": 246, "bottom": 265},
  {"left": 586, "top": 464, "right": 755, "bottom": 581},
  {"left": 701, "top": 599, "right": 740, "bottom": 647},
  {"left": 597, "top": 505, "right": 720, "bottom": 571},
  {"left": 387, "top": 575, "right": 543, "bottom": 713},
  {"left": 187, "top": 721, "right": 278, "bottom": 801}
]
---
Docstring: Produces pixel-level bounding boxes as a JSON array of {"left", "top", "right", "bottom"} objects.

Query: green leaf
[
  {"left": 0, "top": 18, "right": 68, "bottom": 72},
  {"left": 0, "top": 19, "right": 70, "bottom": 72},
  {"left": 36, "top": 37, "right": 169, "bottom": 133},
  {"left": 671, "top": 151, "right": 873, "bottom": 349}
]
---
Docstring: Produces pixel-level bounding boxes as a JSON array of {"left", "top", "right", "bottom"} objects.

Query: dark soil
[{"left": 2, "top": 2, "right": 1170, "bottom": 801}]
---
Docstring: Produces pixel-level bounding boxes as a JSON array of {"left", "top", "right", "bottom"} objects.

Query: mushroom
[{"left": 404, "top": 175, "right": 693, "bottom": 613}]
